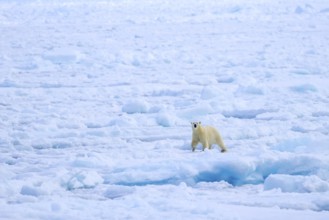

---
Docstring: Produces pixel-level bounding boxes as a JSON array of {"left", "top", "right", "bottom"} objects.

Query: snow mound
[
  {"left": 63, "top": 171, "right": 104, "bottom": 190},
  {"left": 264, "top": 174, "right": 329, "bottom": 193},
  {"left": 179, "top": 103, "right": 214, "bottom": 120},
  {"left": 223, "top": 109, "right": 268, "bottom": 119},
  {"left": 156, "top": 113, "right": 175, "bottom": 127},
  {"left": 104, "top": 153, "right": 329, "bottom": 187},
  {"left": 20, "top": 185, "right": 47, "bottom": 197},
  {"left": 122, "top": 100, "right": 149, "bottom": 114}
]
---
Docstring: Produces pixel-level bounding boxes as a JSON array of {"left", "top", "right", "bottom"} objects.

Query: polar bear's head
[{"left": 191, "top": 122, "right": 201, "bottom": 130}]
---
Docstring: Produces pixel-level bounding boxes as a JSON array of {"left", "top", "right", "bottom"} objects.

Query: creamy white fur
[{"left": 191, "top": 122, "right": 227, "bottom": 152}]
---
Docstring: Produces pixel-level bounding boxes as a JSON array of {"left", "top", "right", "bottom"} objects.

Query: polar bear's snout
[{"left": 191, "top": 122, "right": 201, "bottom": 130}]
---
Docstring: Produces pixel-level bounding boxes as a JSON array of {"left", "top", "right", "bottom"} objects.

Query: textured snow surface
[{"left": 1, "top": 0, "right": 329, "bottom": 219}]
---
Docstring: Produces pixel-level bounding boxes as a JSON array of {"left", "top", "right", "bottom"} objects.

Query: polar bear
[{"left": 191, "top": 122, "right": 227, "bottom": 152}]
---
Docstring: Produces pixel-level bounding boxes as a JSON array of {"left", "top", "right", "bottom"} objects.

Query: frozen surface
[{"left": 1, "top": 0, "right": 329, "bottom": 219}]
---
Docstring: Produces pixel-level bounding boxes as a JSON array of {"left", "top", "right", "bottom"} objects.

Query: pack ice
[{"left": 1, "top": 0, "right": 329, "bottom": 219}]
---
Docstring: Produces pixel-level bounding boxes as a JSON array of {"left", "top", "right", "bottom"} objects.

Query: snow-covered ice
[{"left": 1, "top": 0, "right": 329, "bottom": 219}]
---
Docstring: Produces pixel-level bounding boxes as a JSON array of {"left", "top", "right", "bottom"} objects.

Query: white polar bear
[{"left": 191, "top": 122, "right": 227, "bottom": 153}]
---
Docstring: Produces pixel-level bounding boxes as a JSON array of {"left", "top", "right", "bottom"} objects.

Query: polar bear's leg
[
  {"left": 216, "top": 135, "right": 227, "bottom": 152},
  {"left": 201, "top": 139, "right": 209, "bottom": 151},
  {"left": 191, "top": 138, "right": 199, "bottom": 152}
]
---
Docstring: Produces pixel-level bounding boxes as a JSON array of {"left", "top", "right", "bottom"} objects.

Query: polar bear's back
[{"left": 203, "top": 125, "right": 221, "bottom": 144}]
